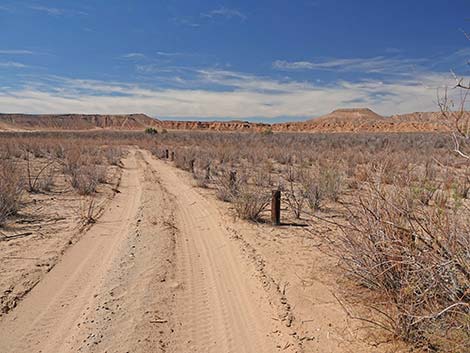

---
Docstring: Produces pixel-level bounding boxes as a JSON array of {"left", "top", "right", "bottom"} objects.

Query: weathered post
[
  {"left": 171, "top": 151, "right": 175, "bottom": 161},
  {"left": 189, "top": 159, "right": 195, "bottom": 173},
  {"left": 271, "top": 190, "right": 281, "bottom": 226},
  {"left": 165, "top": 149, "right": 169, "bottom": 159},
  {"left": 229, "top": 171, "right": 237, "bottom": 191}
]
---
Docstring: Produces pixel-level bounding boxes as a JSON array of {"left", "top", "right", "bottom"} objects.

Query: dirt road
[{"left": 0, "top": 149, "right": 298, "bottom": 353}]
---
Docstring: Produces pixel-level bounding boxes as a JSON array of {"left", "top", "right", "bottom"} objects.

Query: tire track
[
  {"left": 0, "top": 150, "right": 143, "bottom": 353},
  {"left": 142, "top": 151, "right": 299, "bottom": 353}
]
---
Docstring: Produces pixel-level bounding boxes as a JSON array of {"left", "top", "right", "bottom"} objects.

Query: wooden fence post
[
  {"left": 189, "top": 159, "right": 195, "bottom": 173},
  {"left": 165, "top": 149, "right": 169, "bottom": 159},
  {"left": 271, "top": 190, "right": 281, "bottom": 226},
  {"left": 171, "top": 151, "right": 175, "bottom": 161},
  {"left": 205, "top": 164, "right": 211, "bottom": 181},
  {"left": 229, "top": 171, "right": 237, "bottom": 191}
]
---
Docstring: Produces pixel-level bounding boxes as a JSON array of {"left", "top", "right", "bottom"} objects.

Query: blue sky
[{"left": 1, "top": 0, "right": 470, "bottom": 121}]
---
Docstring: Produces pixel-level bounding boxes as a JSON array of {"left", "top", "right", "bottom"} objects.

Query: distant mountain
[
  {"left": 0, "top": 109, "right": 460, "bottom": 133},
  {"left": 272, "top": 108, "right": 451, "bottom": 132},
  {"left": 0, "top": 113, "right": 160, "bottom": 131},
  {"left": 158, "top": 120, "right": 270, "bottom": 132}
]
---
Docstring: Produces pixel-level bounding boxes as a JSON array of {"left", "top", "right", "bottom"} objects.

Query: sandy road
[
  {"left": 0, "top": 150, "right": 144, "bottom": 352},
  {"left": 141, "top": 151, "right": 295, "bottom": 353},
  {"left": 0, "top": 149, "right": 297, "bottom": 353}
]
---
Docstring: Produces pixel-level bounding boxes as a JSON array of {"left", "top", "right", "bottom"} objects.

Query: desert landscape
[
  {"left": 1, "top": 1, "right": 469, "bottom": 352},
  {"left": 0, "top": 107, "right": 468, "bottom": 353}
]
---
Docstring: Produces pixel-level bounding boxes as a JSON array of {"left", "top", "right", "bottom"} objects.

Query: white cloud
[
  {"left": 0, "top": 69, "right": 457, "bottom": 119},
  {"left": 201, "top": 7, "right": 247, "bottom": 21},
  {"left": 29, "top": 6, "right": 88, "bottom": 16},
  {"left": 157, "top": 51, "right": 185, "bottom": 57},
  {"left": 0, "top": 61, "right": 28, "bottom": 68},
  {"left": 0, "top": 50, "right": 34, "bottom": 55},
  {"left": 121, "top": 53, "right": 147, "bottom": 60},
  {"left": 171, "top": 17, "right": 200, "bottom": 27},
  {"left": 273, "top": 56, "right": 425, "bottom": 75}
]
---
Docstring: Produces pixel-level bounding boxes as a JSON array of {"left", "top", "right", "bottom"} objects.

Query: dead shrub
[
  {"left": 0, "top": 160, "right": 23, "bottom": 225},
  {"left": 70, "top": 165, "right": 101, "bottom": 195},
  {"left": 331, "top": 182, "right": 470, "bottom": 352},
  {"left": 284, "top": 166, "right": 308, "bottom": 218},
  {"left": 232, "top": 187, "right": 270, "bottom": 221},
  {"left": 214, "top": 169, "right": 244, "bottom": 202},
  {"left": 78, "top": 196, "right": 105, "bottom": 226},
  {"left": 174, "top": 149, "right": 196, "bottom": 172},
  {"left": 63, "top": 148, "right": 82, "bottom": 176},
  {"left": 434, "top": 189, "right": 448, "bottom": 208},
  {"left": 412, "top": 180, "right": 437, "bottom": 206},
  {"left": 302, "top": 175, "right": 323, "bottom": 212},
  {"left": 94, "top": 165, "right": 108, "bottom": 184},
  {"left": 37, "top": 168, "right": 55, "bottom": 192},
  {"left": 454, "top": 177, "right": 470, "bottom": 199},
  {"left": 104, "top": 147, "right": 123, "bottom": 166},
  {"left": 319, "top": 165, "right": 342, "bottom": 202},
  {"left": 193, "top": 159, "right": 211, "bottom": 188},
  {"left": 25, "top": 154, "right": 56, "bottom": 193}
]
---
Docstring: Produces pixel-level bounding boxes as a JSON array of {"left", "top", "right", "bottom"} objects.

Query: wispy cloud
[
  {"left": 157, "top": 51, "right": 185, "bottom": 57},
  {"left": 273, "top": 56, "right": 425, "bottom": 75},
  {"left": 0, "top": 50, "right": 34, "bottom": 55},
  {"left": 173, "top": 6, "right": 247, "bottom": 28},
  {"left": 29, "top": 5, "right": 88, "bottom": 16},
  {"left": 0, "top": 61, "right": 28, "bottom": 68},
  {"left": 121, "top": 53, "right": 147, "bottom": 60},
  {"left": 385, "top": 47, "right": 403, "bottom": 54},
  {"left": 0, "top": 68, "right": 456, "bottom": 119},
  {"left": 171, "top": 16, "right": 200, "bottom": 27},
  {"left": 201, "top": 7, "right": 247, "bottom": 21}
]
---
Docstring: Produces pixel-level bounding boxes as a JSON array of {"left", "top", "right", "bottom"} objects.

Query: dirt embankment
[
  {"left": 0, "top": 113, "right": 160, "bottom": 131},
  {"left": 159, "top": 120, "right": 271, "bottom": 132}
]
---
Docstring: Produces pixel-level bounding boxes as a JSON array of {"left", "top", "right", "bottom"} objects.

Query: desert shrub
[
  {"left": 332, "top": 182, "right": 470, "bottom": 352},
  {"left": 252, "top": 166, "right": 273, "bottom": 188},
  {"left": 319, "top": 165, "right": 342, "bottom": 202},
  {"left": 174, "top": 148, "right": 196, "bottom": 172},
  {"left": 193, "top": 162, "right": 211, "bottom": 188},
  {"left": 214, "top": 169, "right": 244, "bottom": 202},
  {"left": 434, "top": 189, "right": 448, "bottom": 208},
  {"left": 0, "top": 160, "right": 23, "bottom": 225},
  {"left": 24, "top": 154, "right": 56, "bottom": 193},
  {"left": 301, "top": 174, "right": 323, "bottom": 212},
  {"left": 94, "top": 165, "right": 108, "bottom": 184},
  {"left": 36, "top": 168, "right": 54, "bottom": 192},
  {"left": 412, "top": 180, "right": 437, "bottom": 206},
  {"left": 145, "top": 127, "right": 158, "bottom": 135},
  {"left": 104, "top": 147, "right": 123, "bottom": 166},
  {"left": 454, "top": 177, "right": 470, "bottom": 199},
  {"left": 78, "top": 196, "right": 102, "bottom": 225},
  {"left": 63, "top": 148, "right": 83, "bottom": 176},
  {"left": 260, "top": 128, "right": 273, "bottom": 136},
  {"left": 232, "top": 187, "right": 270, "bottom": 221},
  {"left": 69, "top": 165, "right": 101, "bottom": 195},
  {"left": 284, "top": 166, "right": 308, "bottom": 218}
]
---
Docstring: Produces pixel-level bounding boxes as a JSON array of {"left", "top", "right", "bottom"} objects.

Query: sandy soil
[
  {"left": 0, "top": 149, "right": 400, "bottom": 353},
  {"left": 0, "top": 158, "right": 121, "bottom": 317}
]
